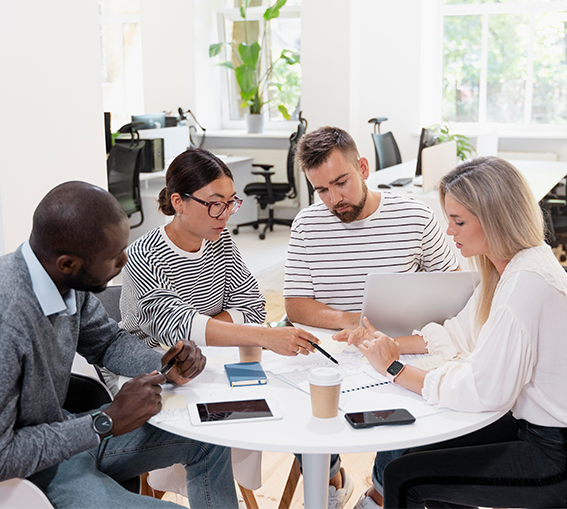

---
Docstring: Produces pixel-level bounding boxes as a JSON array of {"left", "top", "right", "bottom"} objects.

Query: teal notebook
[{"left": 224, "top": 362, "right": 268, "bottom": 387}]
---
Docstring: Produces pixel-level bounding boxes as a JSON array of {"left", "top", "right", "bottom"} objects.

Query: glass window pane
[
  {"left": 267, "top": 17, "right": 301, "bottom": 121},
  {"left": 442, "top": 15, "right": 482, "bottom": 122},
  {"left": 444, "top": 0, "right": 546, "bottom": 4},
  {"left": 486, "top": 13, "right": 529, "bottom": 123},
  {"left": 532, "top": 12, "right": 567, "bottom": 124}
]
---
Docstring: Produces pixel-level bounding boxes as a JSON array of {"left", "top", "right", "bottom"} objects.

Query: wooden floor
[{"left": 161, "top": 262, "right": 376, "bottom": 508}]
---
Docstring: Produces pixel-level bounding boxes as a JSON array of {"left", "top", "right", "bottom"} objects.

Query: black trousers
[{"left": 383, "top": 412, "right": 567, "bottom": 508}]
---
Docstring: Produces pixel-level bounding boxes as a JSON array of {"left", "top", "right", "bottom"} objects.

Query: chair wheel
[
  {"left": 253, "top": 225, "right": 259, "bottom": 230},
  {"left": 232, "top": 228, "right": 239, "bottom": 235},
  {"left": 259, "top": 233, "right": 266, "bottom": 240}
]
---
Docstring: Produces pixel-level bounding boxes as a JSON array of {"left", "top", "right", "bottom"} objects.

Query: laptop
[{"left": 359, "top": 271, "right": 480, "bottom": 337}]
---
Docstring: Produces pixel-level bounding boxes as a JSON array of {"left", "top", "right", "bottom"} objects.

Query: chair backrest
[
  {"left": 371, "top": 131, "right": 402, "bottom": 171},
  {"left": 96, "top": 284, "right": 122, "bottom": 323},
  {"left": 286, "top": 113, "right": 308, "bottom": 199},
  {"left": 107, "top": 141, "right": 145, "bottom": 217},
  {"left": 63, "top": 373, "right": 113, "bottom": 414}
]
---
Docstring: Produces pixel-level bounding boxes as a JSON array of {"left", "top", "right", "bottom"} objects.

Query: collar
[{"left": 21, "top": 240, "right": 77, "bottom": 317}]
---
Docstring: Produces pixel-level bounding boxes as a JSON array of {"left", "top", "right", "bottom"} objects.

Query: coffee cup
[
  {"left": 307, "top": 367, "right": 343, "bottom": 418},
  {"left": 239, "top": 346, "right": 262, "bottom": 363}
]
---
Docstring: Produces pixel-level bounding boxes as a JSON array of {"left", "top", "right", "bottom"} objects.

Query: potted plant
[
  {"left": 429, "top": 119, "right": 476, "bottom": 162},
  {"left": 209, "top": 0, "right": 300, "bottom": 133}
]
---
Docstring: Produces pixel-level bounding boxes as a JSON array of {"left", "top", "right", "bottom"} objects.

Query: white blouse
[{"left": 420, "top": 244, "right": 567, "bottom": 428}]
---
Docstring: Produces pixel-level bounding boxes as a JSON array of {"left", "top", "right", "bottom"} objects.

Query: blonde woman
[{"left": 348, "top": 157, "right": 567, "bottom": 508}]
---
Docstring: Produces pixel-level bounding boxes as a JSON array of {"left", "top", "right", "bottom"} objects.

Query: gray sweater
[{"left": 0, "top": 248, "right": 162, "bottom": 481}]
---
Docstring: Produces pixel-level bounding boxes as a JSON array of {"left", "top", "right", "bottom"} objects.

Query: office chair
[
  {"left": 368, "top": 117, "right": 402, "bottom": 171},
  {"left": 232, "top": 112, "right": 308, "bottom": 240},
  {"left": 541, "top": 180, "right": 567, "bottom": 264},
  {"left": 107, "top": 122, "right": 146, "bottom": 228},
  {"left": 0, "top": 374, "right": 141, "bottom": 509}
]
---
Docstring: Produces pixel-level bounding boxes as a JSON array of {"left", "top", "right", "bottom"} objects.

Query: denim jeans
[
  {"left": 29, "top": 422, "right": 238, "bottom": 509},
  {"left": 374, "top": 412, "right": 567, "bottom": 508}
]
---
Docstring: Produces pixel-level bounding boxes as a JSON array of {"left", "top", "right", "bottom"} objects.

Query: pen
[
  {"left": 307, "top": 340, "right": 339, "bottom": 365},
  {"left": 160, "top": 357, "right": 176, "bottom": 376}
]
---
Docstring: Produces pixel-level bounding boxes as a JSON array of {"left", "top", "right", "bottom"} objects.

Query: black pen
[
  {"left": 307, "top": 340, "right": 339, "bottom": 365},
  {"left": 160, "top": 357, "right": 176, "bottom": 376}
]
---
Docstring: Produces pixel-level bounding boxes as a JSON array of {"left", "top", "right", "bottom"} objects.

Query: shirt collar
[{"left": 21, "top": 240, "right": 77, "bottom": 316}]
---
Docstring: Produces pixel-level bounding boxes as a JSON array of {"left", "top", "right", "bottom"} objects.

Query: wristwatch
[
  {"left": 91, "top": 411, "right": 114, "bottom": 441},
  {"left": 386, "top": 360, "right": 406, "bottom": 383}
]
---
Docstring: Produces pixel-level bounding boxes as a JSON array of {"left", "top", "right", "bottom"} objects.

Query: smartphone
[
  {"left": 188, "top": 398, "right": 283, "bottom": 426},
  {"left": 345, "top": 408, "right": 416, "bottom": 429},
  {"left": 389, "top": 177, "right": 413, "bottom": 187}
]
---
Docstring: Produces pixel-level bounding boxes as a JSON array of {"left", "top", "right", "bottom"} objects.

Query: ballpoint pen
[
  {"left": 160, "top": 357, "right": 176, "bottom": 376},
  {"left": 307, "top": 340, "right": 339, "bottom": 365}
]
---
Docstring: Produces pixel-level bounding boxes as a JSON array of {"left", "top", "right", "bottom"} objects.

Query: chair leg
[
  {"left": 238, "top": 484, "right": 260, "bottom": 509},
  {"left": 278, "top": 457, "right": 302, "bottom": 509}
]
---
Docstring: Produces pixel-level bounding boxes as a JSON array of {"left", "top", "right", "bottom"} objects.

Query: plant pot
[{"left": 245, "top": 113, "right": 264, "bottom": 134}]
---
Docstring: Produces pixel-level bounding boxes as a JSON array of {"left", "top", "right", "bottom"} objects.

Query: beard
[
  {"left": 65, "top": 264, "right": 111, "bottom": 294},
  {"left": 332, "top": 184, "right": 368, "bottom": 223}
]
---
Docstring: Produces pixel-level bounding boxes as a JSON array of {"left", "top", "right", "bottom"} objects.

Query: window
[
  {"left": 442, "top": 0, "right": 567, "bottom": 128},
  {"left": 99, "top": 0, "right": 144, "bottom": 132},
  {"left": 217, "top": 1, "right": 301, "bottom": 129}
]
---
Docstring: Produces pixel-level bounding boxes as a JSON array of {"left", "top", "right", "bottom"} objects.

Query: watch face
[
  {"left": 387, "top": 360, "right": 404, "bottom": 377},
  {"left": 93, "top": 414, "right": 113, "bottom": 436}
]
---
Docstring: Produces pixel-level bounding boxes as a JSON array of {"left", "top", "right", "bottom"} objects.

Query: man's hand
[
  {"left": 332, "top": 317, "right": 378, "bottom": 347},
  {"left": 358, "top": 330, "right": 400, "bottom": 377},
  {"left": 262, "top": 327, "right": 317, "bottom": 356},
  {"left": 161, "top": 339, "right": 206, "bottom": 385},
  {"left": 105, "top": 372, "right": 165, "bottom": 436}
]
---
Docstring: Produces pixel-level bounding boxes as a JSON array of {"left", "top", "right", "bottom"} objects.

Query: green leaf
[
  {"left": 238, "top": 42, "right": 260, "bottom": 69},
  {"left": 264, "top": 0, "right": 287, "bottom": 21},
  {"left": 216, "top": 61, "right": 235, "bottom": 70},
  {"left": 278, "top": 104, "right": 291, "bottom": 120},
  {"left": 235, "top": 65, "right": 256, "bottom": 95},
  {"left": 280, "top": 49, "right": 300, "bottom": 65},
  {"left": 209, "top": 43, "right": 223, "bottom": 58},
  {"left": 240, "top": 0, "right": 250, "bottom": 18}
]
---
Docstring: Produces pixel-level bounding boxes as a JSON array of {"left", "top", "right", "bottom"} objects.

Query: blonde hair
[{"left": 438, "top": 157, "right": 544, "bottom": 327}]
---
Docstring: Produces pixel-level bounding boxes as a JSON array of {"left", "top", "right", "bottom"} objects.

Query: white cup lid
[{"left": 307, "top": 367, "right": 343, "bottom": 387}]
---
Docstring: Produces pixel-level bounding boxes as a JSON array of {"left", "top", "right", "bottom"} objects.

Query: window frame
[
  {"left": 217, "top": 4, "right": 302, "bottom": 131},
  {"left": 422, "top": 0, "right": 567, "bottom": 136}
]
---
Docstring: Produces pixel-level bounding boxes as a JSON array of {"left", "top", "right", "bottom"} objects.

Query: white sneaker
[
  {"left": 352, "top": 488, "right": 382, "bottom": 509},
  {"left": 328, "top": 467, "right": 354, "bottom": 509}
]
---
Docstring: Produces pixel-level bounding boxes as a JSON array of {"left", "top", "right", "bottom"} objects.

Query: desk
[
  {"left": 149, "top": 326, "right": 504, "bottom": 508},
  {"left": 132, "top": 155, "right": 257, "bottom": 244},
  {"left": 366, "top": 159, "right": 567, "bottom": 269}
]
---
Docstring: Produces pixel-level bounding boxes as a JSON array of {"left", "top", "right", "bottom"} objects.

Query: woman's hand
[
  {"left": 358, "top": 330, "right": 400, "bottom": 376},
  {"left": 332, "top": 317, "right": 378, "bottom": 347},
  {"left": 262, "top": 327, "right": 318, "bottom": 356}
]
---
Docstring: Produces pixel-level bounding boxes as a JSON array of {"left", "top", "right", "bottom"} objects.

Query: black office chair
[
  {"left": 232, "top": 112, "right": 308, "bottom": 240},
  {"left": 63, "top": 373, "right": 141, "bottom": 494},
  {"left": 541, "top": 180, "right": 567, "bottom": 265},
  {"left": 107, "top": 122, "right": 146, "bottom": 228},
  {"left": 368, "top": 117, "right": 402, "bottom": 171}
]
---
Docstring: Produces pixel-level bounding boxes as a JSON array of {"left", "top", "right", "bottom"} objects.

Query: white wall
[{"left": 0, "top": 0, "right": 107, "bottom": 253}]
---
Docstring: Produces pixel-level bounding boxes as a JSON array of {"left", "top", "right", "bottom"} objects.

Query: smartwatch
[
  {"left": 91, "top": 411, "right": 114, "bottom": 441},
  {"left": 386, "top": 360, "right": 406, "bottom": 382}
]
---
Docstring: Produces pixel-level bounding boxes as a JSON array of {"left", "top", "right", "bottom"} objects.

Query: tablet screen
[{"left": 197, "top": 399, "right": 273, "bottom": 422}]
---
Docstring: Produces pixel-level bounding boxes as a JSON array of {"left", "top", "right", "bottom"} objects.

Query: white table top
[{"left": 150, "top": 326, "right": 504, "bottom": 455}]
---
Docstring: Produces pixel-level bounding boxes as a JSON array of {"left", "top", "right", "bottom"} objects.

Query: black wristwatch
[
  {"left": 91, "top": 411, "right": 114, "bottom": 441},
  {"left": 386, "top": 360, "right": 406, "bottom": 383}
]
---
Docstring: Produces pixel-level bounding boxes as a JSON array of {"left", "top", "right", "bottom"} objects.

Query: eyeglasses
[{"left": 182, "top": 193, "right": 243, "bottom": 218}]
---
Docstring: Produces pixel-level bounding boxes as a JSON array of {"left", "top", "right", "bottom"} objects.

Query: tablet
[{"left": 188, "top": 397, "right": 283, "bottom": 426}]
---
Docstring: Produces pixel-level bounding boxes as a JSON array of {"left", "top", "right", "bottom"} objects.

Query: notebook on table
[
  {"left": 360, "top": 271, "right": 479, "bottom": 337},
  {"left": 224, "top": 362, "right": 268, "bottom": 387}
]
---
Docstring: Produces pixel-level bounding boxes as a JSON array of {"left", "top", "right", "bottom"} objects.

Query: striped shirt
[
  {"left": 120, "top": 225, "right": 266, "bottom": 348},
  {"left": 284, "top": 192, "right": 459, "bottom": 313}
]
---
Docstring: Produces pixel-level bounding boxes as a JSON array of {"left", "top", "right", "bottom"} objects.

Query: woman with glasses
[{"left": 119, "top": 148, "right": 317, "bottom": 355}]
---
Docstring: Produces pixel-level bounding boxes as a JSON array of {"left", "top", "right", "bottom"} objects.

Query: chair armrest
[{"left": 252, "top": 164, "right": 274, "bottom": 171}]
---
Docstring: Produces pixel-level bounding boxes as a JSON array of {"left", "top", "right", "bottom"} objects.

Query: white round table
[{"left": 150, "top": 339, "right": 504, "bottom": 509}]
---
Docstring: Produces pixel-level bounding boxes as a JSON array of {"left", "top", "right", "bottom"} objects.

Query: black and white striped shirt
[
  {"left": 284, "top": 192, "right": 459, "bottom": 313},
  {"left": 120, "top": 225, "right": 266, "bottom": 348}
]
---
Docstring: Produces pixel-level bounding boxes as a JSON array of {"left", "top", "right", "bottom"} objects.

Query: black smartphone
[
  {"left": 345, "top": 408, "right": 416, "bottom": 429},
  {"left": 389, "top": 177, "right": 413, "bottom": 187}
]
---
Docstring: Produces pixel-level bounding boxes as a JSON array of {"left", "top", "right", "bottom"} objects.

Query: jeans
[
  {"left": 29, "top": 422, "right": 238, "bottom": 509},
  {"left": 373, "top": 412, "right": 567, "bottom": 508}
]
